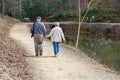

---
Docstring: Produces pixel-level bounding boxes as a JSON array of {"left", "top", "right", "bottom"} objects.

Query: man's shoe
[
  {"left": 36, "top": 54, "right": 38, "bottom": 56},
  {"left": 39, "top": 52, "right": 42, "bottom": 56}
]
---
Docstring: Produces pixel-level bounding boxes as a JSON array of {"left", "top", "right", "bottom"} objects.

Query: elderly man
[{"left": 30, "top": 16, "right": 46, "bottom": 56}]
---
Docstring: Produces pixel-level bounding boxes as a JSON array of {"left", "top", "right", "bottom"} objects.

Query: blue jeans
[{"left": 53, "top": 42, "right": 60, "bottom": 55}]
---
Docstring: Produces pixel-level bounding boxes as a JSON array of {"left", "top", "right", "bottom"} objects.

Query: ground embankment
[{"left": 0, "top": 16, "right": 32, "bottom": 80}]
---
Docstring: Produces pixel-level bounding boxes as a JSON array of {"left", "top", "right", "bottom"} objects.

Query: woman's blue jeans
[{"left": 53, "top": 42, "right": 60, "bottom": 55}]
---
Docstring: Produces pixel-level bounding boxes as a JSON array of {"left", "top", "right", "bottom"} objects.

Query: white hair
[{"left": 55, "top": 22, "right": 59, "bottom": 26}]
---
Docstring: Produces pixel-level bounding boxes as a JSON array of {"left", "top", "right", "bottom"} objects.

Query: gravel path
[{"left": 9, "top": 23, "right": 120, "bottom": 80}]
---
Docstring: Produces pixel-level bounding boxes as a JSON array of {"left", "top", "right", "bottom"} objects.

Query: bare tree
[
  {"left": 75, "top": 0, "right": 81, "bottom": 48},
  {"left": 69, "top": 0, "right": 72, "bottom": 12},
  {"left": 19, "top": 0, "right": 22, "bottom": 17},
  {"left": 76, "top": 0, "right": 94, "bottom": 48},
  {"left": 2, "top": 0, "right": 5, "bottom": 15}
]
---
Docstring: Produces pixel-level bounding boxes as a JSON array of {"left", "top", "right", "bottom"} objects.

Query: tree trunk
[
  {"left": 13, "top": 0, "right": 15, "bottom": 18},
  {"left": 19, "top": 0, "right": 22, "bottom": 17},
  {"left": 75, "top": 0, "right": 81, "bottom": 48},
  {"left": 69, "top": 0, "right": 72, "bottom": 12},
  {"left": 2, "top": 0, "right": 5, "bottom": 15}
]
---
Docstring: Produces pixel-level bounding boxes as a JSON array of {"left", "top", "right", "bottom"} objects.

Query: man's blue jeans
[{"left": 53, "top": 42, "right": 60, "bottom": 55}]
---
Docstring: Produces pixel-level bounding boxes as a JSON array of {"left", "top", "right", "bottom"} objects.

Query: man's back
[
  {"left": 31, "top": 22, "right": 46, "bottom": 36},
  {"left": 34, "top": 22, "right": 46, "bottom": 34}
]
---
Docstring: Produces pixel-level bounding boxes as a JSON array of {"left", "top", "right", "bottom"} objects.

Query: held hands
[
  {"left": 63, "top": 40, "right": 66, "bottom": 43},
  {"left": 45, "top": 35, "right": 49, "bottom": 38},
  {"left": 44, "top": 35, "right": 50, "bottom": 40}
]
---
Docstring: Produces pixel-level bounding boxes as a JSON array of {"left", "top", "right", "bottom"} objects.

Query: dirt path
[{"left": 9, "top": 23, "right": 120, "bottom": 80}]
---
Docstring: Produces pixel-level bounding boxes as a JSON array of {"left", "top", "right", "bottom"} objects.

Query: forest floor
[
  {"left": 0, "top": 17, "right": 31, "bottom": 80},
  {"left": 9, "top": 23, "right": 120, "bottom": 80}
]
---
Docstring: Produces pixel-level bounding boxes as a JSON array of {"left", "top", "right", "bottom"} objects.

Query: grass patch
[
  {"left": 78, "top": 37, "right": 120, "bottom": 71},
  {"left": 64, "top": 33, "right": 120, "bottom": 71}
]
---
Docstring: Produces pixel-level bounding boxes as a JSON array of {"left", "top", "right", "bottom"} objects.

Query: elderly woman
[{"left": 47, "top": 22, "right": 65, "bottom": 57}]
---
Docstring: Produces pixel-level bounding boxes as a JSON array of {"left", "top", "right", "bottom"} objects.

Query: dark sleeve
[
  {"left": 42, "top": 23, "right": 46, "bottom": 36},
  {"left": 30, "top": 23, "right": 33, "bottom": 33}
]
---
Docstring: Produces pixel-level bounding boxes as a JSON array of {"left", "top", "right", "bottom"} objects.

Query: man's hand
[{"left": 31, "top": 35, "right": 33, "bottom": 38}]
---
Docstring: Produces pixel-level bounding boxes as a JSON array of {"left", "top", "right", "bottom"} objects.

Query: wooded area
[
  {"left": 0, "top": 0, "right": 120, "bottom": 22},
  {"left": 0, "top": 0, "right": 81, "bottom": 20}
]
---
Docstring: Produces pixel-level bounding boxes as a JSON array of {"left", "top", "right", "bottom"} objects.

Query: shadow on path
[{"left": 23, "top": 55, "right": 55, "bottom": 58}]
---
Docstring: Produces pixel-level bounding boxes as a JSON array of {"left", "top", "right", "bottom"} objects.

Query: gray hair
[
  {"left": 36, "top": 16, "right": 41, "bottom": 19},
  {"left": 55, "top": 22, "right": 59, "bottom": 26},
  {"left": 36, "top": 16, "right": 41, "bottom": 22}
]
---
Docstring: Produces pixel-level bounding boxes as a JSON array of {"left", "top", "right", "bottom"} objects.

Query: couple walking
[{"left": 30, "top": 16, "right": 65, "bottom": 57}]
